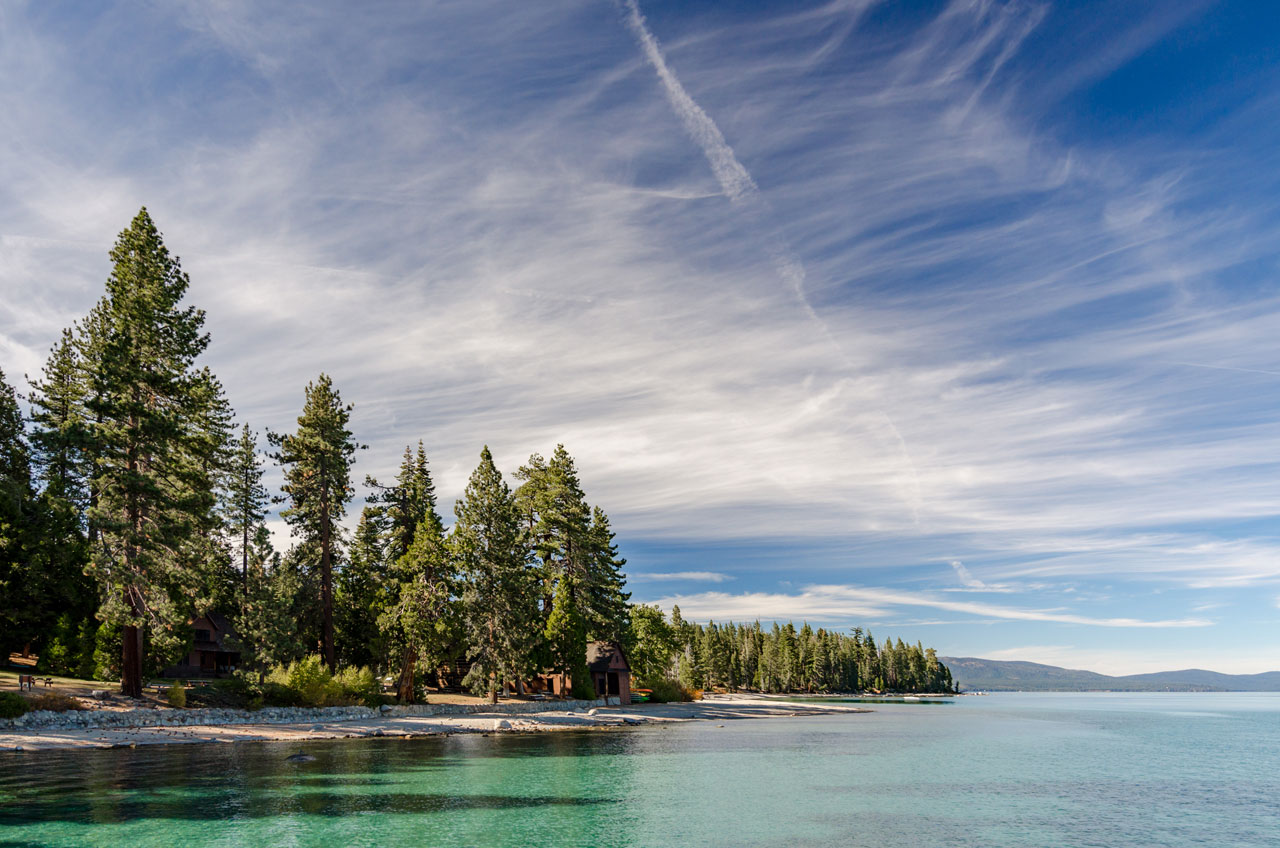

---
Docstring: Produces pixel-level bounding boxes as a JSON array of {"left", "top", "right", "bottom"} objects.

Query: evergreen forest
[{"left": 0, "top": 209, "right": 953, "bottom": 701}]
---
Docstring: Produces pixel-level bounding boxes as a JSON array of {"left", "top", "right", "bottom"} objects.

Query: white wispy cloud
[
  {"left": 631, "top": 571, "right": 734, "bottom": 583},
  {"left": 1, "top": 0, "right": 1279, "bottom": 629},
  {"left": 649, "top": 585, "right": 1212, "bottom": 629}
]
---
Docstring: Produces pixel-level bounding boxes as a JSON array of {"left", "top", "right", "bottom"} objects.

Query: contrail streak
[
  {"left": 1169, "top": 361, "right": 1280, "bottom": 379},
  {"left": 621, "top": 0, "right": 924, "bottom": 523},
  {"left": 621, "top": 0, "right": 758, "bottom": 203}
]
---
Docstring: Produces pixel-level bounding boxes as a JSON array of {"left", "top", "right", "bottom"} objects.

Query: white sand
[{"left": 0, "top": 695, "right": 869, "bottom": 752}]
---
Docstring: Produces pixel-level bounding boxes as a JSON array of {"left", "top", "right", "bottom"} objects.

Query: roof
[
  {"left": 194, "top": 611, "right": 240, "bottom": 650},
  {"left": 586, "top": 641, "right": 629, "bottom": 673}
]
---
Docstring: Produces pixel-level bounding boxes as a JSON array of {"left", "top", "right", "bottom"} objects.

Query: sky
[{"left": 2, "top": 0, "right": 1280, "bottom": 675}]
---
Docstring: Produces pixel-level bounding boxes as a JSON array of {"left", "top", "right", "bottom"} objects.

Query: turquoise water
[{"left": 1, "top": 693, "right": 1277, "bottom": 846}]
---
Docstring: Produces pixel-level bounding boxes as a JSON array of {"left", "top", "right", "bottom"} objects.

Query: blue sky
[{"left": 2, "top": 0, "right": 1280, "bottom": 674}]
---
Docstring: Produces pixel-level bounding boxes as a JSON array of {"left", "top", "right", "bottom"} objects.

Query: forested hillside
[{"left": 944, "top": 657, "right": 1280, "bottom": 691}]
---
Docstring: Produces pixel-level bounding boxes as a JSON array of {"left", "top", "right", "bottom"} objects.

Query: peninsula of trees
[{"left": 0, "top": 209, "right": 953, "bottom": 701}]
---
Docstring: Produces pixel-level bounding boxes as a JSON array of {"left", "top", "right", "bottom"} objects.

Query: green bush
[
  {"left": 571, "top": 677, "right": 598, "bottom": 701},
  {"left": 264, "top": 656, "right": 349, "bottom": 707},
  {"left": 93, "top": 621, "right": 121, "bottom": 682},
  {"left": 75, "top": 619, "right": 98, "bottom": 680},
  {"left": 167, "top": 681, "right": 186, "bottom": 708},
  {"left": 254, "top": 658, "right": 388, "bottom": 708},
  {"left": 643, "top": 677, "right": 693, "bottom": 704},
  {"left": 211, "top": 672, "right": 254, "bottom": 699},
  {"left": 0, "top": 692, "right": 28, "bottom": 719},
  {"left": 334, "top": 666, "right": 382, "bottom": 707},
  {"left": 292, "top": 655, "right": 343, "bottom": 706},
  {"left": 260, "top": 681, "right": 304, "bottom": 707},
  {"left": 41, "top": 613, "right": 76, "bottom": 675}
]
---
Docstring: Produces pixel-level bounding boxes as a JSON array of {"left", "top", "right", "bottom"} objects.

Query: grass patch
[
  {"left": 25, "top": 692, "right": 87, "bottom": 712},
  {"left": 0, "top": 692, "right": 27, "bottom": 718}
]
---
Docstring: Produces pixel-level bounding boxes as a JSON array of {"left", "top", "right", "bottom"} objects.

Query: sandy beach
[{"left": 0, "top": 695, "right": 869, "bottom": 752}]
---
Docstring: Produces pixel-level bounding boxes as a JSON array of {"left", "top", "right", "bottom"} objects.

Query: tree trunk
[
  {"left": 488, "top": 625, "right": 498, "bottom": 704},
  {"left": 242, "top": 467, "right": 250, "bottom": 594},
  {"left": 397, "top": 647, "right": 416, "bottom": 703},
  {"left": 320, "top": 457, "right": 335, "bottom": 672},
  {"left": 121, "top": 621, "right": 143, "bottom": 698},
  {"left": 121, "top": 424, "right": 144, "bottom": 700}
]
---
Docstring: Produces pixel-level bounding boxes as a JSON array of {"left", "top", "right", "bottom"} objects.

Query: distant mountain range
[{"left": 940, "top": 657, "right": 1280, "bottom": 692}]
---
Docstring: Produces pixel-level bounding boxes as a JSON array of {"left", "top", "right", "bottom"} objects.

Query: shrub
[
  {"left": 26, "top": 692, "right": 87, "bottom": 712},
  {"left": 41, "top": 612, "right": 77, "bottom": 675},
  {"left": 643, "top": 678, "right": 694, "bottom": 704},
  {"left": 167, "top": 681, "right": 187, "bottom": 708},
  {"left": 265, "top": 656, "right": 347, "bottom": 707},
  {"left": 291, "top": 655, "right": 344, "bottom": 706},
  {"left": 260, "top": 681, "right": 304, "bottom": 707},
  {"left": 334, "top": 666, "right": 381, "bottom": 707},
  {"left": 93, "top": 622, "right": 121, "bottom": 682},
  {"left": 572, "top": 677, "right": 598, "bottom": 701},
  {"left": 212, "top": 672, "right": 254, "bottom": 698},
  {"left": 0, "top": 692, "right": 28, "bottom": 719}
]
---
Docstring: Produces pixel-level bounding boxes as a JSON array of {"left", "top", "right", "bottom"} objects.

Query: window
[{"left": 194, "top": 629, "right": 211, "bottom": 642}]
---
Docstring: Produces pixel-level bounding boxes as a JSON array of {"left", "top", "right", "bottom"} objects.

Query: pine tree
[
  {"left": 545, "top": 572, "right": 590, "bottom": 696},
  {"left": 380, "top": 517, "right": 454, "bottom": 702},
  {"left": 627, "top": 604, "right": 676, "bottom": 683},
  {"left": 26, "top": 331, "right": 95, "bottom": 635},
  {"left": 0, "top": 368, "right": 36, "bottom": 653},
  {"left": 185, "top": 368, "right": 236, "bottom": 615},
  {"left": 583, "top": 506, "right": 631, "bottom": 642},
  {"left": 224, "top": 424, "right": 270, "bottom": 594},
  {"left": 367, "top": 441, "right": 437, "bottom": 564},
  {"left": 239, "top": 527, "right": 308, "bottom": 676},
  {"left": 269, "top": 373, "right": 360, "bottom": 672},
  {"left": 28, "top": 329, "right": 89, "bottom": 509},
  {"left": 515, "top": 444, "right": 630, "bottom": 674},
  {"left": 455, "top": 446, "right": 538, "bottom": 703},
  {"left": 84, "top": 209, "right": 220, "bottom": 697},
  {"left": 335, "top": 506, "right": 387, "bottom": 670}
]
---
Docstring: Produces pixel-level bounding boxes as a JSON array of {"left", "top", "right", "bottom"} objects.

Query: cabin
[
  {"left": 161, "top": 612, "right": 241, "bottom": 679},
  {"left": 586, "top": 641, "right": 631, "bottom": 705},
  {"left": 527, "top": 641, "right": 631, "bottom": 704}
]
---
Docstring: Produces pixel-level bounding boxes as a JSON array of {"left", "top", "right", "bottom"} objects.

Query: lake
[{"left": 1, "top": 692, "right": 1277, "bottom": 846}]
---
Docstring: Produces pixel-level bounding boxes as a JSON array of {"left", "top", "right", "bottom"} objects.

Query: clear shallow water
[{"left": 1, "top": 692, "right": 1277, "bottom": 847}]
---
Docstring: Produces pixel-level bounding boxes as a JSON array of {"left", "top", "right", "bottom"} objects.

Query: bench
[{"left": 18, "top": 674, "right": 34, "bottom": 691}]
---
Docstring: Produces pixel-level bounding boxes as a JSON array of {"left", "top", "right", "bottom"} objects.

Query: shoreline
[{"left": 0, "top": 695, "right": 872, "bottom": 752}]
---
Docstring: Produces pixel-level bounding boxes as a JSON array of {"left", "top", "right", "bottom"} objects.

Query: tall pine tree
[
  {"left": 336, "top": 506, "right": 388, "bottom": 670},
  {"left": 380, "top": 515, "right": 454, "bottom": 702},
  {"left": 516, "top": 445, "right": 630, "bottom": 682},
  {"left": 269, "top": 373, "right": 359, "bottom": 672},
  {"left": 224, "top": 424, "right": 270, "bottom": 594},
  {"left": 85, "top": 208, "right": 219, "bottom": 697},
  {"left": 0, "top": 368, "right": 36, "bottom": 654},
  {"left": 455, "top": 446, "right": 538, "bottom": 703},
  {"left": 26, "top": 330, "right": 95, "bottom": 639}
]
